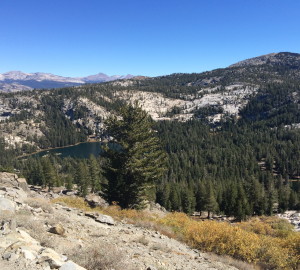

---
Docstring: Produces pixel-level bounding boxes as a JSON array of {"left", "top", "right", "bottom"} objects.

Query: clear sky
[{"left": 1, "top": 0, "right": 300, "bottom": 77}]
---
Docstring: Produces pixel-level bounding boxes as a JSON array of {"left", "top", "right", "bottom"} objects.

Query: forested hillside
[{"left": 1, "top": 52, "right": 300, "bottom": 219}]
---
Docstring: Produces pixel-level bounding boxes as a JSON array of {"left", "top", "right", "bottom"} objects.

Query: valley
[{"left": 1, "top": 52, "right": 300, "bottom": 270}]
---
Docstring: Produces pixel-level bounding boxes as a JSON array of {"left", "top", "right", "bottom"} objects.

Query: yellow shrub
[
  {"left": 240, "top": 216, "right": 294, "bottom": 238},
  {"left": 280, "top": 233, "right": 300, "bottom": 268},
  {"left": 51, "top": 199, "right": 299, "bottom": 269},
  {"left": 239, "top": 217, "right": 274, "bottom": 236},
  {"left": 159, "top": 213, "right": 300, "bottom": 269},
  {"left": 161, "top": 215, "right": 260, "bottom": 262},
  {"left": 159, "top": 212, "right": 192, "bottom": 231}
]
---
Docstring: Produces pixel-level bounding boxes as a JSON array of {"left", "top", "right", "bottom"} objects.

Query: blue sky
[{"left": 1, "top": 0, "right": 300, "bottom": 77}]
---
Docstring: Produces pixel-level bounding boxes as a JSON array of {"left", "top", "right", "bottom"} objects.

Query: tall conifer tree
[{"left": 103, "top": 103, "right": 167, "bottom": 209}]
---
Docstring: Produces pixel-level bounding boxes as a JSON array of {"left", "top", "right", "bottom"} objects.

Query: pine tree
[
  {"left": 223, "top": 181, "right": 238, "bottom": 216},
  {"left": 289, "top": 190, "right": 299, "bottom": 209},
  {"left": 204, "top": 181, "right": 218, "bottom": 218},
  {"left": 88, "top": 155, "right": 102, "bottom": 193},
  {"left": 266, "top": 184, "right": 278, "bottom": 215},
  {"left": 75, "top": 161, "right": 90, "bottom": 196},
  {"left": 235, "top": 183, "right": 250, "bottom": 221},
  {"left": 65, "top": 174, "right": 73, "bottom": 190},
  {"left": 41, "top": 158, "right": 57, "bottom": 190},
  {"left": 156, "top": 182, "right": 170, "bottom": 209},
  {"left": 195, "top": 182, "right": 206, "bottom": 216},
  {"left": 103, "top": 103, "right": 168, "bottom": 209},
  {"left": 181, "top": 186, "right": 195, "bottom": 214},
  {"left": 247, "top": 177, "right": 265, "bottom": 215},
  {"left": 278, "top": 185, "right": 291, "bottom": 213},
  {"left": 169, "top": 184, "right": 181, "bottom": 211}
]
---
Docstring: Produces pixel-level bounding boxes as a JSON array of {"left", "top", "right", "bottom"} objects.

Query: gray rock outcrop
[
  {"left": 95, "top": 214, "right": 115, "bottom": 225},
  {"left": 0, "top": 172, "right": 29, "bottom": 192},
  {"left": 0, "top": 172, "right": 29, "bottom": 204},
  {"left": 59, "top": 261, "right": 86, "bottom": 270},
  {"left": 0, "top": 198, "right": 16, "bottom": 235},
  {"left": 277, "top": 211, "right": 300, "bottom": 231},
  {"left": 0, "top": 227, "right": 86, "bottom": 270},
  {"left": 49, "top": 224, "right": 65, "bottom": 236},
  {"left": 84, "top": 194, "right": 108, "bottom": 208},
  {"left": 0, "top": 198, "right": 15, "bottom": 214}
]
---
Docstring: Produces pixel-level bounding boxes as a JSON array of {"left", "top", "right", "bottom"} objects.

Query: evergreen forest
[{"left": 1, "top": 53, "right": 300, "bottom": 220}]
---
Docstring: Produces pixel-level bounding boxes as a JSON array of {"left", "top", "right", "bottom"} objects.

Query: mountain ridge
[
  {"left": 2, "top": 51, "right": 300, "bottom": 93},
  {"left": 0, "top": 71, "right": 136, "bottom": 92},
  {"left": 2, "top": 51, "right": 300, "bottom": 150},
  {"left": 229, "top": 52, "right": 300, "bottom": 68}
]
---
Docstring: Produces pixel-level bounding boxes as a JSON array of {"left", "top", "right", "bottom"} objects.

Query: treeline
[
  {"left": 154, "top": 120, "right": 300, "bottom": 219},
  {"left": 153, "top": 82, "right": 300, "bottom": 218},
  {"left": 21, "top": 155, "right": 103, "bottom": 196}
]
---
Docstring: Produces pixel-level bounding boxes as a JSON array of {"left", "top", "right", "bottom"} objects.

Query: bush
[
  {"left": 25, "top": 197, "right": 53, "bottom": 213},
  {"left": 150, "top": 242, "right": 172, "bottom": 253},
  {"left": 68, "top": 243, "right": 136, "bottom": 270},
  {"left": 15, "top": 210, "right": 53, "bottom": 247},
  {"left": 159, "top": 212, "right": 300, "bottom": 269},
  {"left": 135, "top": 235, "right": 149, "bottom": 246},
  {"left": 239, "top": 216, "right": 294, "bottom": 238}
]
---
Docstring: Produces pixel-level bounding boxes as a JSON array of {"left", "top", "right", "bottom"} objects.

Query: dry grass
[
  {"left": 133, "top": 220, "right": 177, "bottom": 239},
  {"left": 15, "top": 199, "right": 70, "bottom": 248},
  {"left": 25, "top": 197, "right": 53, "bottom": 213},
  {"left": 203, "top": 253, "right": 260, "bottom": 270},
  {"left": 51, "top": 197, "right": 158, "bottom": 222},
  {"left": 151, "top": 242, "right": 172, "bottom": 253},
  {"left": 15, "top": 209, "right": 54, "bottom": 248},
  {"left": 100, "top": 205, "right": 156, "bottom": 221},
  {"left": 51, "top": 197, "right": 91, "bottom": 211},
  {"left": 0, "top": 210, "right": 15, "bottom": 223},
  {"left": 45, "top": 213, "right": 70, "bottom": 226},
  {"left": 51, "top": 197, "right": 177, "bottom": 240},
  {"left": 15, "top": 209, "right": 42, "bottom": 233},
  {"left": 135, "top": 235, "right": 149, "bottom": 246},
  {"left": 68, "top": 243, "right": 137, "bottom": 270}
]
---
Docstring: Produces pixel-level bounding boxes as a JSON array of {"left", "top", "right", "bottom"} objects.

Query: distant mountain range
[{"left": 0, "top": 71, "right": 135, "bottom": 92}]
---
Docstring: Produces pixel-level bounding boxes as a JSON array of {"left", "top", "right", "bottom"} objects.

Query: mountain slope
[
  {"left": 1, "top": 52, "right": 300, "bottom": 226},
  {"left": 0, "top": 71, "right": 135, "bottom": 92},
  {"left": 1, "top": 51, "right": 300, "bottom": 151},
  {"left": 230, "top": 52, "right": 300, "bottom": 68}
]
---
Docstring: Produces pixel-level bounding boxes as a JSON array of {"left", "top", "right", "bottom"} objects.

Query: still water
[{"left": 32, "top": 142, "right": 104, "bottom": 159}]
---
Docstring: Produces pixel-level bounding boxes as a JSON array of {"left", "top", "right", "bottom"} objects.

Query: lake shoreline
[{"left": 17, "top": 140, "right": 101, "bottom": 159}]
